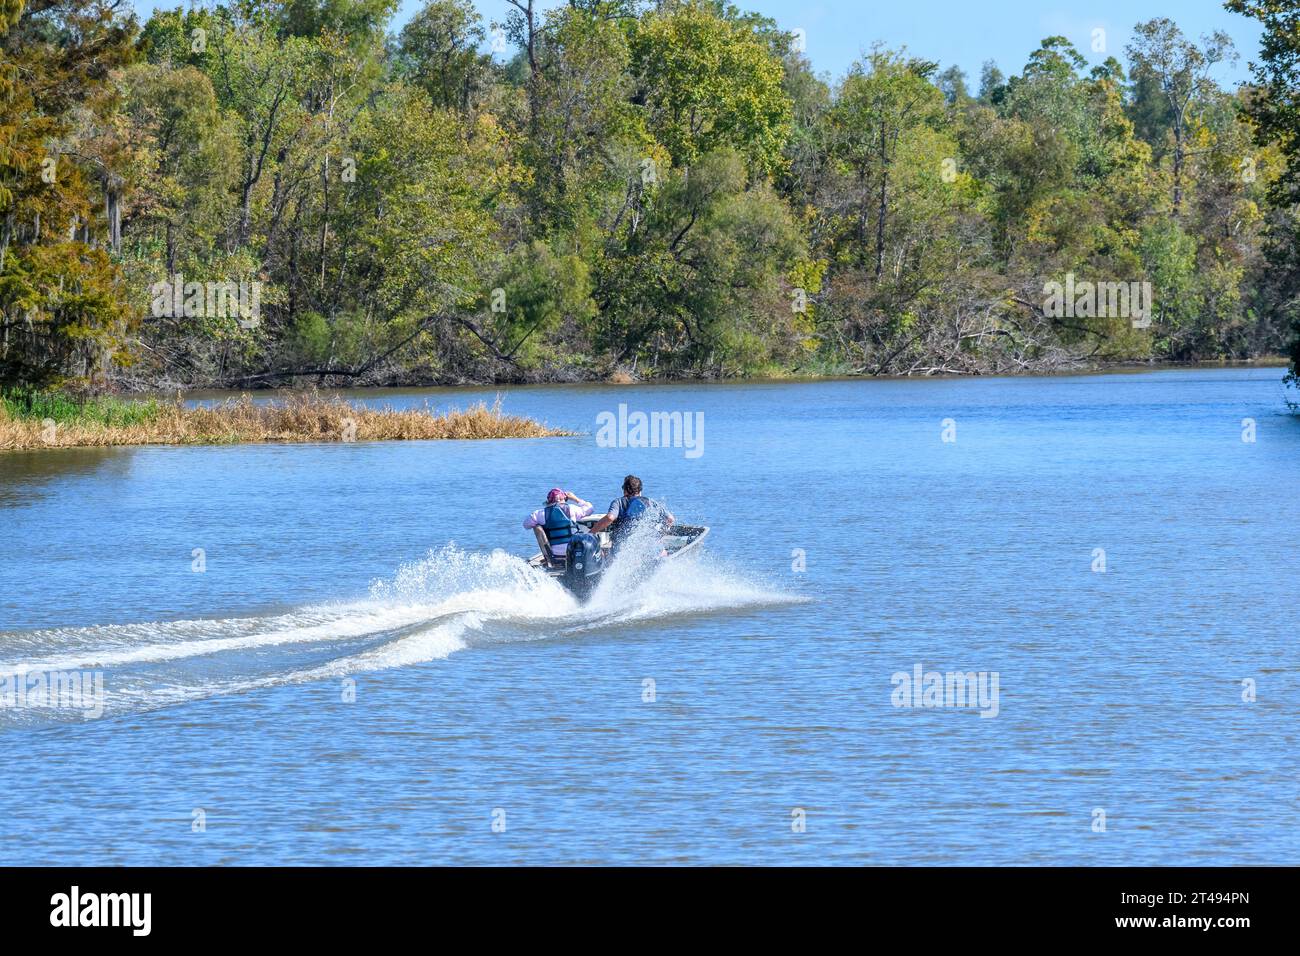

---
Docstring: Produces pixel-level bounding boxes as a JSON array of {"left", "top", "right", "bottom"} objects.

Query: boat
[{"left": 528, "top": 514, "right": 710, "bottom": 598}]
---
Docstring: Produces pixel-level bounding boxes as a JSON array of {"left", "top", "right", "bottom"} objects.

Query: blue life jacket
[
  {"left": 611, "top": 495, "right": 651, "bottom": 541},
  {"left": 542, "top": 503, "right": 580, "bottom": 549}
]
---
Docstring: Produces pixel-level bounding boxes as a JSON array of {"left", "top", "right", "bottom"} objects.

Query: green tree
[
  {"left": 596, "top": 149, "right": 806, "bottom": 375},
  {"left": 1127, "top": 19, "right": 1235, "bottom": 216},
  {"left": 521, "top": 3, "right": 640, "bottom": 233},
  {"left": 630, "top": 1, "right": 791, "bottom": 175},
  {"left": 396, "top": 0, "right": 492, "bottom": 112},
  {"left": 1225, "top": 0, "right": 1300, "bottom": 379},
  {"left": 828, "top": 50, "right": 945, "bottom": 279}
]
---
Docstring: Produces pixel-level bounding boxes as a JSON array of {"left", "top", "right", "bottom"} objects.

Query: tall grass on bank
[
  {"left": 2, "top": 389, "right": 165, "bottom": 428},
  {"left": 0, "top": 390, "right": 572, "bottom": 450}
]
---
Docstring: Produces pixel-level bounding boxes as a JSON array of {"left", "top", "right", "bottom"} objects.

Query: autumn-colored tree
[{"left": 0, "top": 0, "right": 137, "bottom": 388}]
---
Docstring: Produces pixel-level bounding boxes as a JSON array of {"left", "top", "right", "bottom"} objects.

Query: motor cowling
[{"left": 563, "top": 532, "right": 604, "bottom": 596}]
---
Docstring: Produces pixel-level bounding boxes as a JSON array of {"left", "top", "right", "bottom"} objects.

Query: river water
[{"left": 0, "top": 368, "right": 1296, "bottom": 864}]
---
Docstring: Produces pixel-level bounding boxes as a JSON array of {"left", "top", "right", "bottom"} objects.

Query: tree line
[{"left": 2, "top": 0, "right": 1299, "bottom": 391}]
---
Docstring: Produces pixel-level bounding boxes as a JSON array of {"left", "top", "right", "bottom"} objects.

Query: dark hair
[{"left": 622, "top": 475, "right": 642, "bottom": 496}]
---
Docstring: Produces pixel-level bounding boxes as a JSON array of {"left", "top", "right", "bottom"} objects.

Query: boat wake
[{"left": 0, "top": 540, "right": 797, "bottom": 726}]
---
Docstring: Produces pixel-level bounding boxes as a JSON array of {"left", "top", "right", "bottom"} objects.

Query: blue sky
[{"left": 131, "top": 1, "right": 1263, "bottom": 87}]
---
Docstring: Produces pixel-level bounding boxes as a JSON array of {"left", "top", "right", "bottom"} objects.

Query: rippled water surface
[{"left": 1, "top": 368, "right": 1296, "bottom": 864}]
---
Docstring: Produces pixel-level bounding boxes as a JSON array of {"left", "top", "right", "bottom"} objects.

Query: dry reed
[{"left": 0, "top": 393, "right": 573, "bottom": 451}]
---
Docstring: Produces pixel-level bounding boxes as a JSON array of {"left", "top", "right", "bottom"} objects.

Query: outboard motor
[{"left": 562, "top": 532, "right": 605, "bottom": 598}]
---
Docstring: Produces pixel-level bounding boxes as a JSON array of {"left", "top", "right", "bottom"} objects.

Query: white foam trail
[
  {"left": 0, "top": 605, "right": 439, "bottom": 673},
  {"left": 0, "top": 539, "right": 802, "bottom": 723},
  {"left": 0, "top": 546, "right": 569, "bottom": 675},
  {"left": 306, "top": 615, "right": 477, "bottom": 676}
]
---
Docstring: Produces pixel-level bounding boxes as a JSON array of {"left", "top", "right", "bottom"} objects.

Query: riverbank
[
  {"left": 110, "top": 354, "right": 1295, "bottom": 393},
  {"left": 0, "top": 392, "right": 572, "bottom": 451}
]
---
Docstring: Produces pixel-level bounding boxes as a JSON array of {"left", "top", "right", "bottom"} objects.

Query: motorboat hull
[{"left": 528, "top": 518, "right": 709, "bottom": 599}]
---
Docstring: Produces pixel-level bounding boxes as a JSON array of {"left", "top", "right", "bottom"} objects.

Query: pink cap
[{"left": 546, "top": 488, "right": 566, "bottom": 503}]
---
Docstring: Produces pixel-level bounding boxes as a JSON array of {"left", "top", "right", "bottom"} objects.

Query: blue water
[{"left": 1, "top": 368, "right": 1296, "bottom": 864}]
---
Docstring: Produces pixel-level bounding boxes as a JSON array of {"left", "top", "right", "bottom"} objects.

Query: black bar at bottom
[{"left": 0, "top": 866, "right": 1283, "bottom": 942}]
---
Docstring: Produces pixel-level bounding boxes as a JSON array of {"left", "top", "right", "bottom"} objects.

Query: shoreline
[
  {"left": 122, "top": 356, "right": 1294, "bottom": 398},
  {"left": 6, "top": 361, "right": 1293, "bottom": 453}
]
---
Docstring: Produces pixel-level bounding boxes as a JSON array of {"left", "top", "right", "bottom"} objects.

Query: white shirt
[{"left": 524, "top": 501, "right": 594, "bottom": 556}]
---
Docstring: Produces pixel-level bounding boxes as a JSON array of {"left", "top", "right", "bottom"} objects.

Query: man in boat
[
  {"left": 589, "top": 475, "right": 674, "bottom": 549},
  {"left": 524, "top": 488, "right": 594, "bottom": 566}
]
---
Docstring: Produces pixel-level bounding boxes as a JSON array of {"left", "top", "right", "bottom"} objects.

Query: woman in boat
[{"left": 523, "top": 488, "right": 594, "bottom": 565}]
